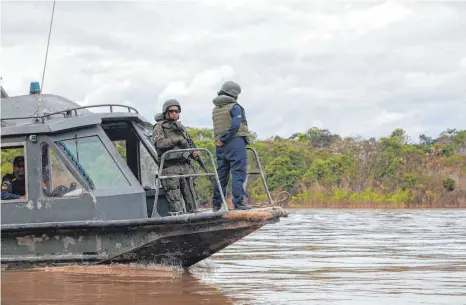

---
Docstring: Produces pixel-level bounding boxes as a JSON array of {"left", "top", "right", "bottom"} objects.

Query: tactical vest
[
  {"left": 212, "top": 101, "right": 249, "bottom": 139},
  {"left": 153, "top": 121, "right": 190, "bottom": 163},
  {"left": 2, "top": 174, "right": 25, "bottom": 196}
]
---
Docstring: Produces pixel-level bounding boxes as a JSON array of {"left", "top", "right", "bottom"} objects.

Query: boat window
[
  {"left": 111, "top": 131, "right": 158, "bottom": 190},
  {"left": 41, "top": 143, "right": 83, "bottom": 198},
  {"left": 1, "top": 145, "right": 28, "bottom": 201},
  {"left": 131, "top": 122, "right": 160, "bottom": 189},
  {"left": 140, "top": 142, "right": 158, "bottom": 189},
  {"left": 113, "top": 140, "right": 127, "bottom": 162},
  {"left": 60, "top": 136, "right": 130, "bottom": 189}
]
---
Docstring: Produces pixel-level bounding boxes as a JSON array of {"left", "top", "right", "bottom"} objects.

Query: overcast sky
[{"left": 1, "top": 0, "right": 465, "bottom": 140}]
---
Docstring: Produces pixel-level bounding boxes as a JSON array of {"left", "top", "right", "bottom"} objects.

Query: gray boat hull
[{"left": 1, "top": 208, "right": 287, "bottom": 269}]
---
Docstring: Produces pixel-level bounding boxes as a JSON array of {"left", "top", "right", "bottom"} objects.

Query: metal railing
[
  {"left": 244, "top": 147, "right": 274, "bottom": 204},
  {"left": 1, "top": 104, "right": 139, "bottom": 124},
  {"left": 150, "top": 146, "right": 275, "bottom": 217},
  {"left": 150, "top": 148, "right": 228, "bottom": 218}
]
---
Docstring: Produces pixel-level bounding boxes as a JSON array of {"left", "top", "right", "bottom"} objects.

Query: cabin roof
[
  {"left": 1, "top": 94, "right": 91, "bottom": 119},
  {"left": 1, "top": 86, "right": 8, "bottom": 98},
  {"left": 1, "top": 94, "right": 151, "bottom": 136}
]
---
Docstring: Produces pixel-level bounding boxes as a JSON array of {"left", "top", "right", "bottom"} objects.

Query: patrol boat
[{"left": 0, "top": 88, "right": 288, "bottom": 269}]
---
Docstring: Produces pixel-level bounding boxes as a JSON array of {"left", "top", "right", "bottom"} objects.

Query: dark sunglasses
[
  {"left": 15, "top": 163, "right": 25, "bottom": 168},
  {"left": 168, "top": 109, "right": 180, "bottom": 114}
]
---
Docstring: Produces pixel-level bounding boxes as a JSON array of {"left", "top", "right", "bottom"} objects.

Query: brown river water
[{"left": 2, "top": 209, "right": 466, "bottom": 304}]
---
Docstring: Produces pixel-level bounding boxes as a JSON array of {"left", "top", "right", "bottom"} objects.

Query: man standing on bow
[
  {"left": 211, "top": 81, "right": 252, "bottom": 211},
  {"left": 152, "top": 100, "right": 198, "bottom": 214}
]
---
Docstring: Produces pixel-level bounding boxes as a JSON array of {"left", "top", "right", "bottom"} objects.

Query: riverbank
[
  {"left": 224, "top": 194, "right": 466, "bottom": 209},
  {"left": 287, "top": 202, "right": 466, "bottom": 209}
]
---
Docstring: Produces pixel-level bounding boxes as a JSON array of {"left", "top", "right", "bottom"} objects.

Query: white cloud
[
  {"left": 158, "top": 65, "right": 234, "bottom": 100},
  {"left": 373, "top": 110, "right": 407, "bottom": 127},
  {"left": 345, "top": 2, "right": 411, "bottom": 35},
  {"left": 1, "top": 0, "right": 465, "bottom": 141},
  {"left": 460, "top": 57, "right": 466, "bottom": 69}
]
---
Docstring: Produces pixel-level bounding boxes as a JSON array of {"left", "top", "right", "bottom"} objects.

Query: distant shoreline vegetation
[
  {"left": 4, "top": 127, "right": 463, "bottom": 209},
  {"left": 189, "top": 127, "right": 466, "bottom": 209}
]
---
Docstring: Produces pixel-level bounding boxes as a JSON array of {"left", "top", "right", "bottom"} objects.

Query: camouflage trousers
[{"left": 161, "top": 163, "right": 198, "bottom": 214}]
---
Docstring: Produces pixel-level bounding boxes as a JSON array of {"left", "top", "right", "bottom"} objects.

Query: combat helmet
[
  {"left": 162, "top": 99, "right": 181, "bottom": 113},
  {"left": 218, "top": 81, "right": 241, "bottom": 98}
]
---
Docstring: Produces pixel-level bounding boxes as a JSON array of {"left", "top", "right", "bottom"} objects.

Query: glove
[{"left": 178, "top": 138, "right": 189, "bottom": 148}]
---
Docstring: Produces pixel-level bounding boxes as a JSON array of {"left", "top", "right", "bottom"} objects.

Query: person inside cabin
[
  {"left": 152, "top": 100, "right": 199, "bottom": 214},
  {"left": 1, "top": 156, "right": 26, "bottom": 200}
]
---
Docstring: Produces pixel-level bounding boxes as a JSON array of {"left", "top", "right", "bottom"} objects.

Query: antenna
[{"left": 34, "top": 0, "right": 56, "bottom": 116}]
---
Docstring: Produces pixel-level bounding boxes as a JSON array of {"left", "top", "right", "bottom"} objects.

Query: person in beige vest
[{"left": 211, "top": 81, "right": 252, "bottom": 211}]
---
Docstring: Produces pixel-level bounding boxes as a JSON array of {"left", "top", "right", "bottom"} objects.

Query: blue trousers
[{"left": 212, "top": 137, "right": 247, "bottom": 209}]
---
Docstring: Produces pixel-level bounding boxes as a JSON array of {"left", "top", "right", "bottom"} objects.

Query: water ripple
[
  {"left": 201, "top": 209, "right": 466, "bottom": 305},
  {"left": 2, "top": 210, "right": 466, "bottom": 305}
]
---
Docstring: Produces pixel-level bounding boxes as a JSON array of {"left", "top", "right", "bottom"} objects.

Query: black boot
[{"left": 234, "top": 203, "right": 252, "bottom": 210}]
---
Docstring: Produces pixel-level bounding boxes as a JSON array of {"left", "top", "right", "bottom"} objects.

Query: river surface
[{"left": 2, "top": 209, "right": 466, "bottom": 304}]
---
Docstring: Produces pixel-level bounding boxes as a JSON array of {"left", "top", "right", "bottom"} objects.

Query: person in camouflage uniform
[
  {"left": 154, "top": 112, "right": 164, "bottom": 123},
  {"left": 152, "top": 101, "right": 198, "bottom": 214}
]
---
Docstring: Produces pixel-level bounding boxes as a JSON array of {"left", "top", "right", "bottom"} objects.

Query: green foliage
[
  {"left": 332, "top": 189, "right": 349, "bottom": 201},
  {"left": 305, "top": 155, "right": 353, "bottom": 187},
  {"left": 435, "top": 144, "right": 455, "bottom": 157},
  {"left": 113, "top": 141, "right": 127, "bottom": 161},
  {"left": 1, "top": 147, "right": 24, "bottom": 177},
  {"left": 183, "top": 126, "right": 466, "bottom": 207},
  {"left": 442, "top": 178, "right": 456, "bottom": 192},
  {"left": 349, "top": 189, "right": 385, "bottom": 203},
  {"left": 419, "top": 134, "right": 434, "bottom": 146},
  {"left": 264, "top": 141, "right": 311, "bottom": 191},
  {"left": 387, "top": 189, "right": 414, "bottom": 205},
  {"left": 402, "top": 173, "right": 420, "bottom": 190},
  {"left": 188, "top": 127, "right": 216, "bottom": 158},
  {"left": 4, "top": 125, "right": 464, "bottom": 207},
  {"left": 291, "top": 127, "right": 341, "bottom": 149}
]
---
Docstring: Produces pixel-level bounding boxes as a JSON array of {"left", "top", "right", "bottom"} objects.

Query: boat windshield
[
  {"left": 59, "top": 136, "right": 130, "bottom": 189},
  {"left": 129, "top": 122, "right": 159, "bottom": 189},
  {"left": 133, "top": 121, "right": 153, "bottom": 143},
  {"left": 103, "top": 120, "right": 160, "bottom": 191}
]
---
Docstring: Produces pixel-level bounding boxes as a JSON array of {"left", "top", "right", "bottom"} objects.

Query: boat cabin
[{"left": 1, "top": 94, "right": 194, "bottom": 224}]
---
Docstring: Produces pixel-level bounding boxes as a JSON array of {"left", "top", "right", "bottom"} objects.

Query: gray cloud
[{"left": 2, "top": 0, "right": 465, "bottom": 141}]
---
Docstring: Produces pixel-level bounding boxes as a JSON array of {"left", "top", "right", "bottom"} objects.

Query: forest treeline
[
  {"left": 189, "top": 127, "right": 466, "bottom": 208},
  {"left": 2, "top": 126, "right": 464, "bottom": 208}
]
